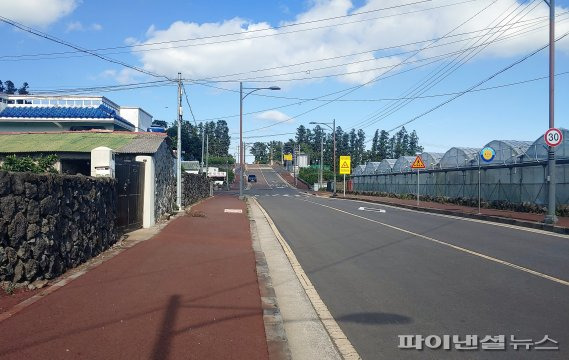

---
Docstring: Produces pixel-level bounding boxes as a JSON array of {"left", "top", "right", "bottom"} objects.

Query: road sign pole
[
  {"left": 417, "top": 168, "right": 419, "bottom": 206},
  {"left": 478, "top": 156, "right": 481, "bottom": 215},
  {"left": 343, "top": 174, "right": 346, "bottom": 197}
]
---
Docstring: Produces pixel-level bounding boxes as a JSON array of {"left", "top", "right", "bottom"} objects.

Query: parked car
[{"left": 248, "top": 174, "right": 257, "bottom": 182}]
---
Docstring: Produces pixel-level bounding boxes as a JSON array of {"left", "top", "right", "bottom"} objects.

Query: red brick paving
[{"left": 0, "top": 195, "right": 268, "bottom": 360}]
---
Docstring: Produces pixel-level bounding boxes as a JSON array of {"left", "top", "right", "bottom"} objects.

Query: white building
[
  {"left": 119, "top": 106, "right": 153, "bottom": 132},
  {"left": 0, "top": 94, "right": 152, "bottom": 133}
]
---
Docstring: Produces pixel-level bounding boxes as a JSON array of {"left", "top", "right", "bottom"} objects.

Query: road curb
[
  {"left": 250, "top": 197, "right": 361, "bottom": 360},
  {"left": 341, "top": 196, "right": 569, "bottom": 236},
  {"left": 249, "top": 212, "right": 292, "bottom": 360}
]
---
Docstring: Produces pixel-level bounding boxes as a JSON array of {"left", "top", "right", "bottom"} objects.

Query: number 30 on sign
[{"left": 544, "top": 128, "right": 563, "bottom": 147}]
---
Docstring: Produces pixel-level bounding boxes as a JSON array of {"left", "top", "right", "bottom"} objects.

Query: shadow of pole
[{"left": 151, "top": 295, "right": 180, "bottom": 360}]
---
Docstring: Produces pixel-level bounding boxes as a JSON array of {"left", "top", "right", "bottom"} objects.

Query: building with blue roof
[{"left": 0, "top": 94, "right": 153, "bottom": 132}]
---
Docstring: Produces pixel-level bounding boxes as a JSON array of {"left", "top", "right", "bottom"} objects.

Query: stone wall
[
  {"left": 0, "top": 171, "right": 118, "bottom": 284},
  {"left": 182, "top": 173, "right": 210, "bottom": 207},
  {"left": 154, "top": 142, "right": 176, "bottom": 220}
]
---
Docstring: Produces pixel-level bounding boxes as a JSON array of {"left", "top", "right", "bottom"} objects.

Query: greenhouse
[
  {"left": 419, "top": 152, "right": 444, "bottom": 170},
  {"left": 376, "top": 159, "right": 397, "bottom": 174},
  {"left": 392, "top": 156, "right": 416, "bottom": 173},
  {"left": 481, "top": 140, "right": 532, "bottom": 165},
  {"left": 524, "top": 127, "right": 569, "bottom": 161},
  {"left": 351, "top": 133, "right": 569, "bottom": 206},
  {"left": 353, "top": 164, "right": 366, "bottom": 176},
  {"left": 439, "top": 147, "right": 480, "bottom": 168},
  {"left": 363, "top": 162, "right": 381, "bottom": 175}
]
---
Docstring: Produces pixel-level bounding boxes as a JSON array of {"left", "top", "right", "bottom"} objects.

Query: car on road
[{"left": 248, "top": 174, "right": 257, "bottom": 182}]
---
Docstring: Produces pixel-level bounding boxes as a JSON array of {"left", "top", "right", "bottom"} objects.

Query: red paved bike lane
[{"left": 0, "top": 195, "right": 268, "bottom": 360}]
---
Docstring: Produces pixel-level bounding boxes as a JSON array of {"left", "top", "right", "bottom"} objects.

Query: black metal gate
[{"left": 116, "top": 158, "right": 145, "bottom": 232}]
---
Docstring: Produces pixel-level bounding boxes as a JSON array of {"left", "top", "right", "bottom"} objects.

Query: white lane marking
[
  {"left": 283, "top": 194, "right": 289, "bottom": 197},
  {"left": 224, "top": 209, "right": 243, "bottom": 213},
  {"left": 259, "top": 167, "right": 272, "bottom": 189},
  {"left": 332, "top": 198, "right": 569, "bottom": 240},
  {"left": 250, "top": 198, "right": 361, "bottom": 359},
  {"left": 358, "top": 206, "right": 386, "bottom": 213},
  {"left": 303, "top": 199, "right": 569, "bottom": 287}
]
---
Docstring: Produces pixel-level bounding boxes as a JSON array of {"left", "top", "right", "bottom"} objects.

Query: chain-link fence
[{"left": 353, "top": 160, "right": 569, "bottom": 205}]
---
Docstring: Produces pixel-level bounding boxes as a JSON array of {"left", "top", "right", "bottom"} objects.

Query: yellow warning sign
[
  {"left": 339, "top": 155, "right": 351, "bottom": 175},
  {"left": 284, "top": 154, "right": 293, "bottom": 161},
  {"left": 411, "top": 155, "right": 426, "bottom": 169}
]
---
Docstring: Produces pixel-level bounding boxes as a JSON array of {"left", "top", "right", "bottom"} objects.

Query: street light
[
  {"left": 310, "top": 119, "right": 336, "bottom": 195},
  {"left": 240, "top": 82, "right": 281, "bottom": 199},
  {"left": 545, "top": 0, "right": 557, "bottom": 224}
]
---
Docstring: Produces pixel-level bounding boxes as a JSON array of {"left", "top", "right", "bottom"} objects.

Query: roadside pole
[
  {"left": 343, "top": 174, "right": 346, "bottom": 197},
  {"left": 411, "top": 155, "right": 425, "bottom": 207},
  {"left": 478, "top": 156, "right": 481, "bottom": 214},
  {"left": 416, "top": 168, "right": 419, "bottom": 206},
  {"left": 176, "top": 72, "right": 182, "bottom": 210}
]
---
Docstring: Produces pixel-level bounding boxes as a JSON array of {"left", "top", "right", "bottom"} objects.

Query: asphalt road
[{"left": 245, "top": 165, "right": 569, "bottom": 360}]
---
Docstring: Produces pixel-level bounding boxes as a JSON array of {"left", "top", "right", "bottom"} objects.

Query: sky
[{"left": 1, "top": 0, "right": 568, "bottom": 162}]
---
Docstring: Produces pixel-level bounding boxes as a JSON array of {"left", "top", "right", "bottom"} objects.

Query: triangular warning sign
[
  {"left": 341, "top": 161, "right": 349, "bottom": 169},
  {"left": 411, "top": 155, "right": 426, "bottom": 169}
]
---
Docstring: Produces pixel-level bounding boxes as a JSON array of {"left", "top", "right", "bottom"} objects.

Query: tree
[
  {"left": 213, "top": 120, "right": 230, "bottom": 156},
  {"left": 295, "top": 125, "right": 307, "bottom": 144},
  {"left": 408, "top": 130, "right": 423, "bottom": 154},
  {"left": 250, "top": 142, "right": 268, "bottom": 163},
  {"left": 355, "top": 129, "right": 366, "bottom": 165},
  {"left": 0, "top": 81, "right": 4, "bottom": 93},
  {"left": 152, "top": 120, "right": 169, "bottom": 128},
  {"left": 4, "top": 80, "right": 16, "bottom": 95},
  {"left": 370, "top": 130, "right": 379, "bottom": 161},
  {"left": 377, "top": 130, "right": 390, "bottom": 160},
  {"left": 17, "top": 82, "right": 29, "bottom": 95}
]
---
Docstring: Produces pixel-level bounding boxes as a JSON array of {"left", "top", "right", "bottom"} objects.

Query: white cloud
[
  {"left": 100, "top": 68, "right": 139, "bottom": 85},
  {"left": 66, "top": 21, "right": 103, "bottom": 32},
  {"left": 66, "top": 21, "right": 83, "bottom": 32},
  {"left": 256, "top": 110, "right": 293, "bottom": 123},
  {"left": 131, "top": 0, "right": 569, "bottom": 85},
  {"left": 0, "top": 0, "right": 78, "bottom": 27}
]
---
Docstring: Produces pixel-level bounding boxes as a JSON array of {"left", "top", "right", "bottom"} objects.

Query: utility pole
[
  {"left": 320, "top": 136, "right": 324, "bottom": 189},
  {"left": 333, "top": 118, "right": 337, "bottom": 196},
  {"left": 176, "top": 72, "right": 182, "bottom": 210},
  {"left": 545, "top": 0, "right": 557, "bottom": 224},
  {"left": 270, "top": 143, "right": 273, "bottom": 165},
  {"left": 201, "top": 125, "right": 205, "bottom": 173},
  {"left": 205, "top": 134, "right": 209, "bottom": 176}
]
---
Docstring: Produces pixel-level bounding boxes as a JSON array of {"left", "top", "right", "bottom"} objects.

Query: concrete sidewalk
[
  {"left": 0, "top": 195, "right": 269, "bottom": 360},
  {"left": 329, "top": 192, "right": 569, "bottom": 233}
]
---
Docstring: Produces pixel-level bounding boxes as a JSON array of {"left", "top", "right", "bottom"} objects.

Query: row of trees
[
  {"left": 160, "top": 119, "right": 233, "bottom": 163},
  {"left": 0, "top": 80, "right": 29, "bottom": 95},
  {"left": 249, "top": 125, "right": 423, "bottom": 167}
]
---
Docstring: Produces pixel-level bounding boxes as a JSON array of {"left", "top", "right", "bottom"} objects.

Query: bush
[
  {"left": 298, "top": 167, "right": 334, "bottom": 185},
  {"left": 1, "top": 154, "right": 58, "bottom": 173}
]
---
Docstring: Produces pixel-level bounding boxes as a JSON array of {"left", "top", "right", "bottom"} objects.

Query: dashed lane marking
[{"left": 302, "top": 199, "right": 569, "bottom": 287}]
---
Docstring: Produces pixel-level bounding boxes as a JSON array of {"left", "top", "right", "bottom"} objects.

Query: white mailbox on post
[{"left": 90, "top": 147, "right": 115, "bottom": 178}]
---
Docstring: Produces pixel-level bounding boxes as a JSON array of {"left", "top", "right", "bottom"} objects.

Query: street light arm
[{"left": 242, "top": 86, "right": 281, "bottom": 100}]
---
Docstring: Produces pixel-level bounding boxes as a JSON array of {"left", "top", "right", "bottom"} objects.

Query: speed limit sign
[{"left": 544, "top": 128, "right": 563, "bottom": 147}]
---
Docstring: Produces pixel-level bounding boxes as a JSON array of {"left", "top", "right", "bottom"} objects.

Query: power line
[
  {"left": 234, "top": 0, "right": 498, "bottom": 135},
  {"left": 0, "top": 15, "right": 169, "bottom": 80},
  {"left": 182, "top": 83, "right": 198, "bottom": 126},
  {"left": 386, "top": 30, "right": 569, "bottom": 134},
  {"left": 354, "top": 0, "right": 541, "bottom": 131},
  {"left": 0, "top": 0, "right": 451, "bottom": 60}
]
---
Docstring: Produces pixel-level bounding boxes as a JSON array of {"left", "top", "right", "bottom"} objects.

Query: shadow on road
[{"left": 337, "top": 312, "right": 412, "bottom": 325}]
